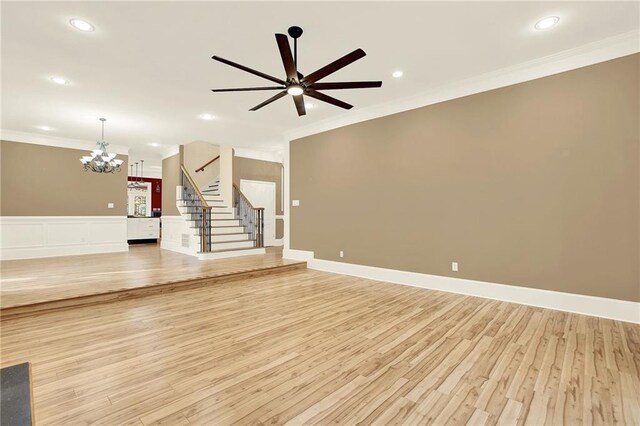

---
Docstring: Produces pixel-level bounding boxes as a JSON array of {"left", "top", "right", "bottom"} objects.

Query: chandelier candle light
[{"left": 80, "top": 118, "right": 124, "bottom": 173}]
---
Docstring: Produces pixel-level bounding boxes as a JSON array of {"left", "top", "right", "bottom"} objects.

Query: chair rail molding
[
  {"left": 0, "top": 216, "right": 128, "bottom": 260},
  {"left": 283, "top": 249, "right": 640, "bottom": 324}
]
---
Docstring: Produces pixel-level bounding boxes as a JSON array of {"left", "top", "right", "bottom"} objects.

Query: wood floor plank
[{"left": 1, "top": 250, "right": 639, "bottom": 425}]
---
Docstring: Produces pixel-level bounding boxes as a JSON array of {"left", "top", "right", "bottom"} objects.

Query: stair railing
[
  {"left": 233, "top": 184, "right": 264, "bottom": 248},
  {"left": 180, "top": 165, "right": 213, "bottom": 253},
  {"left": 195, "top": 155, "right": 220, "bottom": 173}
]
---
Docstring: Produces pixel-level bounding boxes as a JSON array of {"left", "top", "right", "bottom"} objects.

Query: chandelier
[{"left": 79, "top": 118, "right": 124, "bottom": 173}]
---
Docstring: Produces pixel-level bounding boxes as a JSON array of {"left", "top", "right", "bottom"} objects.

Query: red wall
[{"left": 128, "top": 177, "right": 162, "bottom": 212}]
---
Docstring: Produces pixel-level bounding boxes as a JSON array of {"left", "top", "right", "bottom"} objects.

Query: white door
[{"left": 240, "top": 180, "right": 276, "bottom": 247}]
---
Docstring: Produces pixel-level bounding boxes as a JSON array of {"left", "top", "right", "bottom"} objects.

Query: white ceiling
[{"left": 2, "top": 1, "right": 638, "bottom": 158}]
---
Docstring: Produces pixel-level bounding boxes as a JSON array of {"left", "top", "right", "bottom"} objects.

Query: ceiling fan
[{"left": 210, "top": 26, "right": 382, "bottom": 116}]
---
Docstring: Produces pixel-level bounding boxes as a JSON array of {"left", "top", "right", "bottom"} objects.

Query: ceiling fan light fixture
[{"left": 287, "top": 85, "right": 304, "bottom": 96}]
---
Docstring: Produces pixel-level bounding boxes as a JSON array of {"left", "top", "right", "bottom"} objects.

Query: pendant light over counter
[{"left": 128, "top": 160, "right": 147, "bottom": 189}]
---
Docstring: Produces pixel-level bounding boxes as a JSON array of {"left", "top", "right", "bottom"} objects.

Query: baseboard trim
[
  {"left": 283, "top": 249, "right": 315, "bottom": 261},
  {"left": 284, "top": 250, "right": 640, "bottom": 324}
]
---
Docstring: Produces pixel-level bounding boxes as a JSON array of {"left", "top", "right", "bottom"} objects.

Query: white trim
[
  {"left": 283, "top": 249, "right": 314, "bottom": 262},
  {"left": 0, "top": 129, "right": 129, "bottom": 155},
  {"left": 234, "top": 147, "right": 284, "bottom": 163},
  {"left": 0, "top": 216, "right": 128, "bottom": 260},
  {"left": 159, "top": 215, "right": 198, "bottom": 256},
  {"left": 285, "top": 30, "right": 640, "bottom": 141},
  {"left": 283, "top": 137, "right": 291, "bottom": 252},
  {"left": 273, "top": 238, "right": 284, "bottom": 247},
  {"left": 283, "top": 250, "right": 640, "bottom": 324}
]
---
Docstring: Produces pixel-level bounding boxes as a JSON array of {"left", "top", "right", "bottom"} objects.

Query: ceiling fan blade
[
  {"left": 305, "top": 90, "right": 353, "bottom": 110},
  {"left": 302, "top": 49, "right": 366, "bottom": 84},
  {"left": 293, "top": 95, "right": 306, "bottom": 116},
  {"left": 309, "top": 81, "right": 382, "bottom": 90},
  {"left": 212, "top": 56, "right": 286, "bottom": 85},
  {"left": 249, "top": 90, "right": 288, "bottom": 111},
  {"left": 275, "top": 34, "right": 297, "bottom": 82},
  {"left": 212, "top": 86, "right": 285, "bottom": 92}
]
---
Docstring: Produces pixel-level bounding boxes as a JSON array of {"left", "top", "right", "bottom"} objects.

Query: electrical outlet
[
  {"left": 107, "top": 203, "right": 114, "bottom": 209},
  {"left": 339, "top": 251, "right": 344, "bottom": 258},
  {"left": 451, "top": 262, "right": 459, "bottom": 272},
  {"left": 292, "top": 200, "right": 300, "bottom": 207}
]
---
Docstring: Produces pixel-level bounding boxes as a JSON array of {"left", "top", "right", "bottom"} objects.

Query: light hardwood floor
[
  {"left": 0, "top": 245, "right": 301, "bottom": 309},
  {"left": 1, "top": 268, "right": 639, "bottom": 425}
]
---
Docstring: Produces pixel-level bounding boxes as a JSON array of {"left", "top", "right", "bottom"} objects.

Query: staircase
[{"left": 177, "top": 166, "right": 265, "bottom": 260}]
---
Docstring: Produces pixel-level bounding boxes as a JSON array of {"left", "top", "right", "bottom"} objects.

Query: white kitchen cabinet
[{"left": 127, "top": 217, "right": 160, "bottom": 241}]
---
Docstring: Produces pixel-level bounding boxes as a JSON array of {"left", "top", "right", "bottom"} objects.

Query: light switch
[
  {"left": 107, "top": 203, "right": 114, "bottom": 209},
  {"left": 292, "top": 200, "right": 300, "bottom": 207}
]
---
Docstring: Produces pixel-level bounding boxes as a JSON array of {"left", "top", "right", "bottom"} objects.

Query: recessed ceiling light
[
  {"left": 149, "top": 143, "right": 160, "bottom": 147},
  {"left": 36, "top": 125, "right": 53, "bottom": 131},
  {"left": 198, "top": 113, "right": 215, "bottom": 120},
  {"left": 534, "top": 16, "right": 560, "bottom": 30},
  {"left": 392, "top": 71, "right": 403, "bottom": 78},
  {"left": 69, "top": 18, "right": 94, "bottom": 32},
  {"left": 305, "top": 103, "right": 315, "bottom": 109},
  {"left": 50, "top": 76, "right": 69, "bottom": 85}
]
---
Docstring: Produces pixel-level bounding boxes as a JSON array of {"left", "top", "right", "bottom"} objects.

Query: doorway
[{"left": 240, "top": 179, "right": 276, "bottom": 247}]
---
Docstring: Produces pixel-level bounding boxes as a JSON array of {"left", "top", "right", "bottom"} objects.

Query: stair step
[
  {"left": 202, "top": 247, "right": 262, "bottom": 254},
  {"left": 211, "top": 233, "right": 250, "bottom": 242},
  {"left": 213, "top": 240, "right": 255, "bottom": 250}
]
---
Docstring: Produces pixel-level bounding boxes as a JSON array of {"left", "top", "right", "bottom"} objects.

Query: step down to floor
[
  {"left": 197, "top": 247, "right": 266, "bottom": 260},
  {"left": 0, "top": 258, "right": 306, "bottom": 320}
]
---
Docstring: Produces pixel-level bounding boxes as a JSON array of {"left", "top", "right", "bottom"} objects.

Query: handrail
[
  {"left": 233, "top": 184, "right": 264, "bottom": 248},
  {"left": 180, "top": 165, "right": 209, "bottom": 208},
  {"left": 195, "top": 155, "right": 220, "bottom": 173},
  {"left": 232, "top": 183, "right": 255, "bottom": 209}
]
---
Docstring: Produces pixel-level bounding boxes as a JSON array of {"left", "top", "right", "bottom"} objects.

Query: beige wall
[
  {"left": 290, "top": 54, "right": 639, "bottom": 302},
  {"left": 1, "top": 140, "right": 128, "bottom": 216},
  {"left": 161, "top": 153, "right": 181, "bottom": 216},
  {"left": 233, "top": 156, "right": 284, "bottom": 238},
  {"left": 183, "top": 141, "right": 220, "bottom": 190}
]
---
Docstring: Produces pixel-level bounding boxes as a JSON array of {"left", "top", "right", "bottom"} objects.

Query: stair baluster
[
  {"left": 233, "top": 184, "right": 264, "bottom": 248},
  {"left": 180, "top": 166, "right": 213, "bottom": 253}
]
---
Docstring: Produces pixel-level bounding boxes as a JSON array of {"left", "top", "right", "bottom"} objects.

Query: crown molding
[
  {"left": 0, "top": 129, "right": 130, "bottom": 155},
  {"left": 285, "top": 29, "right": 640, "bottom": 141},
  {"left": 162, "top": 145, "right": 180, "bottom": 159},
  {"left": 234, "top": 147, "right": 284, "bottom": 163}
]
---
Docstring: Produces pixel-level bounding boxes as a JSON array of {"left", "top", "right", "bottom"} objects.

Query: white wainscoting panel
[
  {"left": 283, "top": 249, "right": 640, "bottom": 324},
  {"left": 0, "top": 216, "right": 128, "bottom": 260},
  {"left": 160, "top": 216, "right": 197, "bottom": 256}
]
